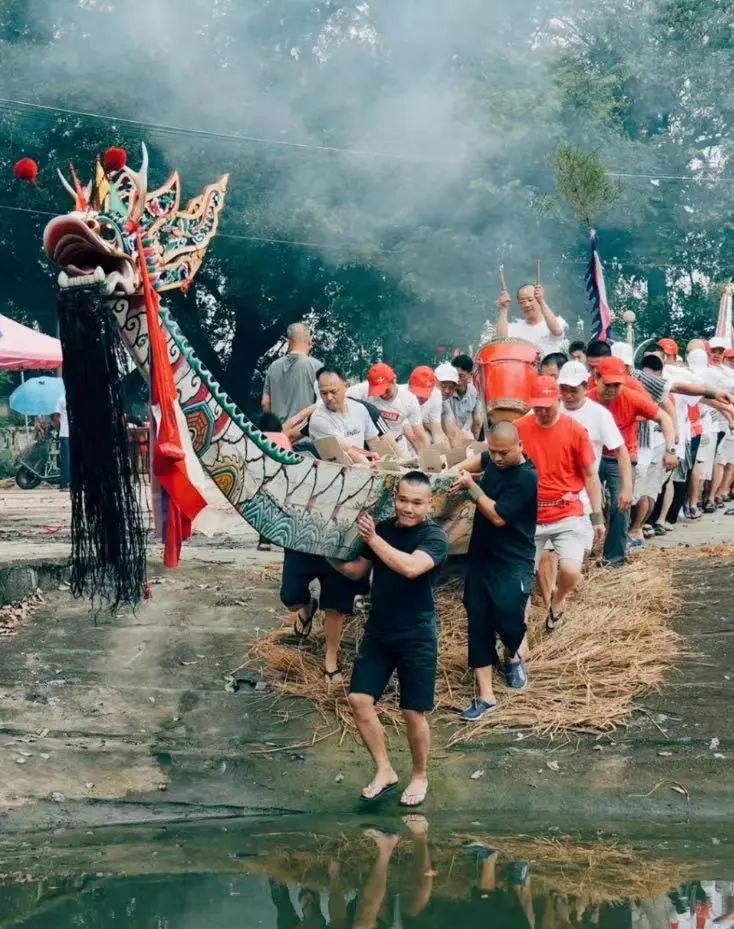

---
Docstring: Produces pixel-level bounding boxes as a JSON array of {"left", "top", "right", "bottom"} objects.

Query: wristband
[
  {"left": 466, "top": 482, "right": 484, "bottom": 502},
  {"left": 590, "top": 512, "right": 604, "bottom": 527}
]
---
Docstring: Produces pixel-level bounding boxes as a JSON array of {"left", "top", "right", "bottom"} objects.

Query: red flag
[{"left": 136, "top": 229, "right": 206, "bottom": 567}]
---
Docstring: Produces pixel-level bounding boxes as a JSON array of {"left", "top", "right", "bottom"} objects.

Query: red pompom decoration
[
  {"left": 14, "top": 157, "right": 39, "bottom": 185},
  {"left": 104, "top": 146, "right": 127, "bottom": 172}
]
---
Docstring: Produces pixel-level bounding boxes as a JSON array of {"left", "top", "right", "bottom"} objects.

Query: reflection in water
[
  {"left": 263, "top": 822, "right": 733, "bottom": 929},
  {"left": 0, "top": 821, "right": 732, "bottom": 929}
]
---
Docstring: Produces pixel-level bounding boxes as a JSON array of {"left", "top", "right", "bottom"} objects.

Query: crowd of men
[{"left": 260, "top": 287, "right": 734, "bottom": 807}]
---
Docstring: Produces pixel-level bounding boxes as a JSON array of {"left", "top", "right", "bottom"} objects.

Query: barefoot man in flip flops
[{"left": 328, "top": 471, "right": 448, "bottom": 807}]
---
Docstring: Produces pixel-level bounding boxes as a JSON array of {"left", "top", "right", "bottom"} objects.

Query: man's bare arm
[
  {"left": 496, "top": 290, "right": 510, "bottom": 338},
  {"left": 535, "top": 284, "right": 564, "bottom": 336},
  {"left": 327, "top": 556, "right": 372, "bottom": 580}
]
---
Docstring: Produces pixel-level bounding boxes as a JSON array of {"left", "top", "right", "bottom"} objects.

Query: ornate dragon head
[{"left": 43, "top": 144, "right": 228, "bottom": 296}]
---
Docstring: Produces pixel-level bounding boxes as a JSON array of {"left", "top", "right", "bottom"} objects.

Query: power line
[
  {"left": 607, "top": 170, "right": 734, "bottom": 183},
  {"left": 0, "top": 201, "right": 382, "bottom": 251},
  {"left": 0, "top": 97, "right": 457, "bottom": 166},
  {"left": 0, "top": 203, "right": 724, "bottom": 271},
  {"left": 2, "top": 97, "right": 733, "bottom": 184}
]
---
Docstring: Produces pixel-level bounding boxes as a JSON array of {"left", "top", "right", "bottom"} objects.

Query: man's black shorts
[
  {"left": 464, "top": 564, "right": 533, "bottom": 668},
  {"left": 350, "top": 624, "right": 437, "bottom": 713},
  {"left": 280, "top": 549, "right": 368, "bottom": 615}
]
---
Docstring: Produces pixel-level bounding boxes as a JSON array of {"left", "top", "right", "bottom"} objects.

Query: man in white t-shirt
[
  {"left": 496, "top": 283, "right": 567, "bottom": 356},
  {"left": 309, "top": 367, "right": 378, "bottom": 464},
  {"left": 52, "top": 392, "right": 70, "bottom": 490},
  {"left": 559, "top": 361, "right": 633, "bottom": 566},
  {"left": 348, "top": 362, "right": 428, "bottom": 453},
  {"left": 285, "top": 366, "right": 374, "bottom": 683},
  {"left": 405, "top": 366, "right": 447, "bottom": 445}
]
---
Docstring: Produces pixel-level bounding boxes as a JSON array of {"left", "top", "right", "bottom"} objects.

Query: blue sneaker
[
  {"left": 460, "top": 698, "right": 496, "bottom": 722},
  {"left": 462, "top": 842, "right": 497, "bottom": 860},
  {"left": 505, "top": 657, "right": 528, "bottom": 691},
  {"left": 627, "top": 536, "right": 644, "bottom": 549}
]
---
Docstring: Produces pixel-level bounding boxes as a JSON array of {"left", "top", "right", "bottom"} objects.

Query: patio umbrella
[{"left": 9, "top": 376, "right": 64, "bottom": 416}]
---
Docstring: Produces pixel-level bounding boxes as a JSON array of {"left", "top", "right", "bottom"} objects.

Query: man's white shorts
[
  {"left": 696, "top": 434, "right": 717, "bottom": 481},
  {"left": 716, "top": 434, "right": 734, "bottom": 467},
  {"left": 543, "top": 515, "right": 593, "bottom": 554},
  {"left": 534, "top": 516, "right": 588, "bottom": 568},
  {"left": 633, "top": 448, "right": 664, "bottom": 503}
]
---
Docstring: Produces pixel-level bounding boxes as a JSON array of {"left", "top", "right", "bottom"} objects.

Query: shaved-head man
[
  {"left": 451, "top": 421, "right": 539, "bottom": 720},
  {"left": 262, "top": 321, "right": 323, "bottom": 421}
]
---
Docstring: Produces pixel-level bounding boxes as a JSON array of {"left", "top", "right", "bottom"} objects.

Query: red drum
[{"left": 474, "top": 338, "right": 539, "bottom": 422}]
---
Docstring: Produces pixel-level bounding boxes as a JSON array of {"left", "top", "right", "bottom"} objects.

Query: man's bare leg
[
  {"left": 551, "top": 561, "right": 582, "bottom": 617},
  {"left": 349, "top": 693, "right": 398, "bottom": 799},
  {"left": 478, "top": 850, "right": 499, "bottom": 895},
  {"left": 474, "top": 665, "right": 496, "bottom": 704},
  {"left": 281, "top": 600, "right": 316, "bottom": 634},
  {"left": 353, "top": 830, "right": 400, "bottom": 929},
  {"left": 688, "top": 464, "right": 702, "bottom": 509},
  {"left": 537, "top": 549, "right": 558, "bottom": 608},
  {"left": 401, "top": 710, "right": 430, "bottom": 806},
  {"left": 707, "top": 462, "right": 725, "bottom": 504},
  {"left": 323, "top": 609, "right": 345, "bottom": 680},
  {"left": 328, "top": 861, "right": 347, "bottom": 929},
  {"left": 402, "top": 815, "right": 433, "bottom": 918},
  {"left": 629, "top": 498, "right": 652, "bottom": 540},
  {"left": 658, "top": 478, "right": 675, "bottom": 525}
]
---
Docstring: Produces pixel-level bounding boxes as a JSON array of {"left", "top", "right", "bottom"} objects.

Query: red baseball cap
[
  {"left": 529, "top": 375, "right": 561, "bottom": 408},
  {"left": 367, "top": 362, "right": 396, "bottom": 397},
  {"left": 597, "top": 356, "right": 627, "bottom": 384},
  {"left": 408, "top": 365, "right": 436, "bottom": 399},
  {"left": 657, "top": 337, "right": 679, "bottom": 357}
]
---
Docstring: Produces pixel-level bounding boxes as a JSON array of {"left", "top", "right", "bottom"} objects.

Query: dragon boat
[{"left": 43, "top": 146, "right": 537, "bottom": 605}]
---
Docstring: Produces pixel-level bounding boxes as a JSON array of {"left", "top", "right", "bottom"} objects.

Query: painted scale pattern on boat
[{"left": 109, "top": 295, "right": 472, "bottom": 559}]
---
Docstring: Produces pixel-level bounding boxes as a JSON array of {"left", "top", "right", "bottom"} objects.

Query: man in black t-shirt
[
  {"left": 329, "top": 471, "right": 449, "bottom": 808},
  {"left": 451, "top": 421, "right": 538, "bottom": 721}
]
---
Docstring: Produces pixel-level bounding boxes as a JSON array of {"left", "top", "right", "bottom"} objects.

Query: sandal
[
  {"left": 703, "top": 501, "right": 716, "bottom": 514},
  {"left": 293, "top": 598, "right": 317, "bottom": 640},
  {"left": 324, "top": 667, "right": 343, "bottom": 686},
  {"left": 545, "top": 607, "right": 564, "bottom": 632},
  {"left": 653, "top": 523, "right": 667, "bottom": 536}
]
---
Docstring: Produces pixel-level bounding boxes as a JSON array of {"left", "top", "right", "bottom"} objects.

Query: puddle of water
[{"left": 0, "top": 818, "right": 730, "bottom": 929}]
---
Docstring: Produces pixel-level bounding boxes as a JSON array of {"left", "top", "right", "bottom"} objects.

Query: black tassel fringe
[{"left": 57, "top": 290, "right": 147, "bottom": 610}]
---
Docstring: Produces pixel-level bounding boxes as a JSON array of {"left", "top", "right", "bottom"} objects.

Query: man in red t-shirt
[
  {"left": 516, "top": 377, "right": 605, "bottom": 630},
  {"left": 588, "top": 356, "right": 677, "bottom": 557}
]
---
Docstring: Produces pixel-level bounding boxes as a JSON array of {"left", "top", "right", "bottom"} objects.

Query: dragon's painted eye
[{"left": 100, "top": 222, "right": 117, "bottom": 242}]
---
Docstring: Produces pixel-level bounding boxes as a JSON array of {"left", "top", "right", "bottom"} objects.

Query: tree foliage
[{"left": 0, "top": 0, "right": 732, "bottom": 407}]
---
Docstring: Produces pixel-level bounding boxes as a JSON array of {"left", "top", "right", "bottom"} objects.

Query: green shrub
[{"left": 0, "top": 449, "right": 15, "bottom": 479}]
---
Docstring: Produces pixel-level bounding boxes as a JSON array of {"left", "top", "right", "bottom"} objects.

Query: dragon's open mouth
[{"left": 43, "top": 216, "right": 137, "bottom": 294}]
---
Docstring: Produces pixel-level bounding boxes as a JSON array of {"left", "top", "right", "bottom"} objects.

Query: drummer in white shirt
[{"left": 496, "top": 283, "right": 568, "bottom": 356}]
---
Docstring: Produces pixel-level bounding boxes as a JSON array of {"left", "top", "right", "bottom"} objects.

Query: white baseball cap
[
  {"left": 611, "top": 341, "right": 634, "bottom": 366},
  {"left": 709, "top": 336, "right": 731, "bottom": 350},
  {"left": 434, "top": 362, "right": 459, "bottom": 384},
  {"left": 558, "top": 360, "right": 589, "bottom": 387}
]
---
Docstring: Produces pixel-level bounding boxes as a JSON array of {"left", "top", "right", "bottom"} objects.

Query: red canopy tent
[{"left": 0, "top": 314, "right": 62, "bottom": 371}]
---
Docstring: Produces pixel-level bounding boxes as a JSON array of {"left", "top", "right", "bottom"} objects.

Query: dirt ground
[{"left": 0, "top": 484, "right": 732, "bottom": 832}]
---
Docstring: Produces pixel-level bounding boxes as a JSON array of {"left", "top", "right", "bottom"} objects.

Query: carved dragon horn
[
  {"left": 121, "top": 143, "right": 149, "bottom": 220},
  {"left": 56, "top": 168, "right": 78, "bottom": 202},
  {"left": 56, "top": 165, "right": 94, "bottom": 212}
]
